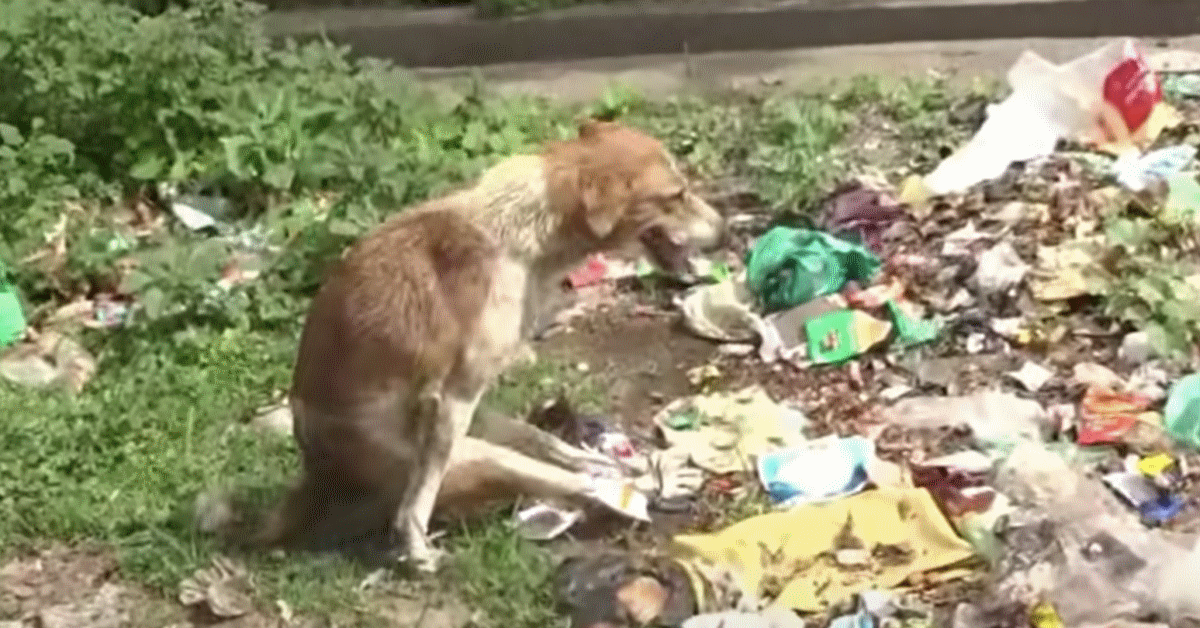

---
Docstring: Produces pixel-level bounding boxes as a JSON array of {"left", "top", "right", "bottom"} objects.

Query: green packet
[
  {"left": 805, "top": 309, "right": 892, "bottom": 365},
  {"left": 0, "top": 269, "right": 25, "bottom": 347}
]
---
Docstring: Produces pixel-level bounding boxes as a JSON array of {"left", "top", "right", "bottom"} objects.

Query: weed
[{"left": 1097, "top": 208, "right": 1200, "bottom": 357}]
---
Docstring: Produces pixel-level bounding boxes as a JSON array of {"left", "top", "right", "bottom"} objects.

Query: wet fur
[{"left": 256, "top": 121, "right": 724, "bottom": 567}]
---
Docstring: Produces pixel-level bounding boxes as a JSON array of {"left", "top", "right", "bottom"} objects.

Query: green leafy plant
[{"left": 1097, "top": 211, "right": 1200, "bottom": 357}]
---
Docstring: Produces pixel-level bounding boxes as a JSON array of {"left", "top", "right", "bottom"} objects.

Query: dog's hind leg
[{"left": 401, "top": 387, "right": 482, "bottom": 573}]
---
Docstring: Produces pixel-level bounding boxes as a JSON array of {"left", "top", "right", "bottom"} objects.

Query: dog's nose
[{"left": 695, "top": 213, "right": 728, "bottom": 253}]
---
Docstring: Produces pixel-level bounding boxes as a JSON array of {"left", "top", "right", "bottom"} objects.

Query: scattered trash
[
  {"left": 568, "top": 254, "right": 639, "bottom": 288},
  {"left": 586, "top": 475, "right": 651, "bottom": 522},
  {"left": 819, "top": 180, "right": 908, "bottom": 253},
  {"left": 679, "top": 275, "right": 761, "bottom": 343},
  {"left": 973, "top": 241, "right": 1030, "bottom": 294},
  {"left": 939, "top": 221, "right": 991, "bottom": 257},
  {"left": 885, "top": 299, "right": 941, "bottom": 348},
  {"left": 654, "top": 387, "right": 809, "bottom": 474},
  {"left": 1077, "top": 386, "right": 1155, "bottom": 445},
  {"left": 170, "top": 193, "right": 229, "bottom": 231},
  {"left": 0, "top": 331, "right": 96, "bottom": 394},
  {"left": 1072, "top": 362, "right": 1127, "bottom": 390},
  {"left": 0, "top": 273, "right": 26, "bottom": 348},
  {"left": 672, "top": 488, "right": 976, "bottom": 612},
  {"left": 593, "top": 426, "right": 649, "bottom": 475},
  {"left": 1119, "top": 330, "right": 1157, "bottom": 364},
  {"left": 683, "top": 608, "right": 806, "bottom": 628},
  {"left": 882, "top": 391, "right": 1050, "bottom": 450},
  {"left": 555, "top": 554, "right": 695, "bottom": 628},
  {"left": 1114, "top": 144, "right": 1196, "bottom": 192},
  {"left": 1164, "top": 372, "right": 1200, "bottom": 449},
  {"left": 617, "top": 576, "right": 670, "bottom": 625},
  {"left": 756, "top": 436, "right": 874, "bottom": 507},
  {"left": 805, "top": 309, "right": 892, "bottom": 365},
  {"left": 644, "top": 446, "right": 706, "bottom": 502},
  {"left": 1028, "top": 238, "right": 1105, "bottom": 301},
  {"left": 178, "top": 556, "right": 254, "bottom": 619},
  {"left": 745, "top": 227, "right": 881, "bottom": 314},
  {"left": 1007, "top": 361, "right": 1054, "bottom": 392},
  {"left": 991, "top": 442, "right": 1200, "bottom": 627},
  {"left": 515, "top": 503, "right": 584, "bottom": 541},
  {"left": 761, "top": 294, "right": 846, "bottom": 354},
  {"left": 1101, "top": 471, "right": 1184, "bottom": 525},
  {"left": 915, "top": 39, "right": 1171, "bottom": 196}
]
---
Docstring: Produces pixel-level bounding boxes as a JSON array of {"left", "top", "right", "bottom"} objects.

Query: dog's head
[{"left": 553, "top": 120, "right": 725, "bottom": 273}]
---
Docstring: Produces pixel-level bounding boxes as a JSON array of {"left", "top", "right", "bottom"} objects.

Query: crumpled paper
[{"left": 653, "top": 386, "right": 809, "bottom": 474}]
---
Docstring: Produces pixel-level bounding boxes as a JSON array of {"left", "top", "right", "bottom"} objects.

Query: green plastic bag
[
  {"left": 0, "top": 267, "right": 25, "bottom": 347},
  {"left": 1165, "top": 373, "right": 1200, "bottom": 449},
  {"left": 745, "top": 227, "right": 882, "bottom": 315}
]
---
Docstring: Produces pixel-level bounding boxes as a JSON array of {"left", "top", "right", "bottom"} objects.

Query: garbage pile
[{"left": 539, "top": 38, "right": 1200, "bottom": 628}]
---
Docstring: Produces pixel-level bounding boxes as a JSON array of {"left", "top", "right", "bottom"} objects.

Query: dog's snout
[{"left": 684, "top": 193, "right": 727, "bottom": 252}]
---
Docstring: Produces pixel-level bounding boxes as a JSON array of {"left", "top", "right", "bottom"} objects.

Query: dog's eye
[{"left": 659, "top": 188, "right": 686, "bottom": 206}]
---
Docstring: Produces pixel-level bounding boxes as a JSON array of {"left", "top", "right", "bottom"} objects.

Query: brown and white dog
[{"left": 256, "top": 120, "right": 725, "bottom": 572}]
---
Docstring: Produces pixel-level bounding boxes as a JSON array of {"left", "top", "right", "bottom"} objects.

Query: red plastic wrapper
[
  {"left": 1077, "top": 386, "right": 1154, "bottom": 445},
  {"left": 1102, "top": 41, "right": 1162, "bottom": 135}
]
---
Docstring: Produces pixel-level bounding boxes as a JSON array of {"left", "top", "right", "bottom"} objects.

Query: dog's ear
[{"left": 581, "top": 175, "right": 625, "bottom": 238}]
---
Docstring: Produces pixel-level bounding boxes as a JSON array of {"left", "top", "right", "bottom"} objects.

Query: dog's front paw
[
  {"left": 405, "top": 545, "right": 446, "bottom": 575},
  {"left": 508, "top": 342, "right": 537, "bottom": 369}
]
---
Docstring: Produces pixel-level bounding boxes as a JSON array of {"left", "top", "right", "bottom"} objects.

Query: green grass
[{"left": 0, "top": 0, "right": 977, "bottom": 623}]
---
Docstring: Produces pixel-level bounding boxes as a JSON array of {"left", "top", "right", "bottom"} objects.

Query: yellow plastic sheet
[{"left": 672, "top": 488, "right": 976, "bottom": 613}]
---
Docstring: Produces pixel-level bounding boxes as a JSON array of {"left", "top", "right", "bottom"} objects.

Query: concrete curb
[{"left": 264, "top": 0, "right": 1200, "bottom": 68}]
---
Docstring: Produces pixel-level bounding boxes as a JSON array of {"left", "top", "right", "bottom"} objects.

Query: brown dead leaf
[{"left": 178, "top": 555, "right": 254, "bottom": 619}]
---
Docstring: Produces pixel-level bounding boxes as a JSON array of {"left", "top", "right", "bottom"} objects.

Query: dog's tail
[{"left": 251, "top": 474, "right": 323, "bottom": 549}]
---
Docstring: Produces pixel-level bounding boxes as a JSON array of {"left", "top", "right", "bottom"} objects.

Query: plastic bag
[
  {"left": 990, "top": 443, "right": 1200, "bottom": 626},
  {"left": 881, "top": 391, "right": 1050, "bottom": 451},
  {"left": 922, "top": 38, "right": 1164, "bottom": 196}
]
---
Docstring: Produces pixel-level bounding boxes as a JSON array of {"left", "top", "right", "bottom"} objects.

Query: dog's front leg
[
  {"left": 470, "top": 409, "right": 619, "bottom": 473},
  {"left": 402, "top": 388, "right": 482, "bottom": 573}
]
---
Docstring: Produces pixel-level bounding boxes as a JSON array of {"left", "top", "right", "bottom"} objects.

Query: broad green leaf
[
  {"left": 141, "top": 286, "right": 167, "bottom": 320},
  {"left": 219, "top": 135, "right": 252, "bottom": 179},
  {"left": 326, "top": 219, "right": 361, "bottom": 237},
  {"left": 263, "top": 162, "right": 295, "bottom": 191},
  {"left": 0, "top": 124, "right": 22, "bottom": 146},
  {"left": 129, "top": 153, "right": 165, "bottom": 181}
]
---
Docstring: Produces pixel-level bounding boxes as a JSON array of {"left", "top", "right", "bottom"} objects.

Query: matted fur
[{"left": 257, "top": 120, "right": 724, "bottom": 570}]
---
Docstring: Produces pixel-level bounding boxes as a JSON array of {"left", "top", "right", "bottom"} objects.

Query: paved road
[{"left": 416, "top": 36, "right": 1200, "bottom": 102}]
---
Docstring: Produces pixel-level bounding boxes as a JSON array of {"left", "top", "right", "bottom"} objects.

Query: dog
[{"left": 256, "top": 119, "right": 725, "bottom": 572}]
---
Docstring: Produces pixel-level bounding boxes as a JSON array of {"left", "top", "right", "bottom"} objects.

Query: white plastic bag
[{"left": 925, "top": 38, "right": 1163, "bottom": 195}]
